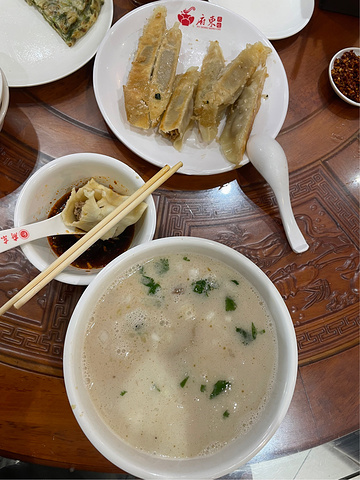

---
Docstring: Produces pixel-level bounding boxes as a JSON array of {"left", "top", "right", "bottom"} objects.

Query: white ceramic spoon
[
  {"left": 246, "top": 135, "right": 309, "bottom": 253},
  {"left": 0, "top": 213, "right": 84, "bottom": 253}
]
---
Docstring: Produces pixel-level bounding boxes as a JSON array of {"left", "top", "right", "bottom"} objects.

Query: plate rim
[{"left": 208, "top": 0, "right": 315, "bottom": 40}]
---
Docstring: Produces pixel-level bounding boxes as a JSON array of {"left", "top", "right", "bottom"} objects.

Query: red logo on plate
[
  {"left": 177, "top": 7, "right": 223, "bottom": 30},
  {"left": 19, "top": 229, "right": 30, "bottom": 239},
  {"left": 178, "top": 7, "right": 195, "bottom": 26}
]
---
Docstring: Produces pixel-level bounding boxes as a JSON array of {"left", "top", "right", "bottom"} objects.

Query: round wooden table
[{"left": 0, "top": 0, "right": 358, "bottom": 473}]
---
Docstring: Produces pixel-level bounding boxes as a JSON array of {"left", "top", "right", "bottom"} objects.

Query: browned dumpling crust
[
  {"left": 148, "top": 22, "right": 182, "bottom": 128},
  {"left": 123, "top": 13, "right": 272, "bottom": 162},
  {"left": 159, "top": 66, "right": 199, "bottom": 151},
  {"left": 219, "top": 67, "right": 268, "bottom": 165},
  {"left": 123, "top": 6, "right": 167, "bottom": 129},
  {"left": 194, "top": 41, "right": 225, "bottom": 138},
  {"left": 196, "top": 42, "right": 271, "bottom": 143}
]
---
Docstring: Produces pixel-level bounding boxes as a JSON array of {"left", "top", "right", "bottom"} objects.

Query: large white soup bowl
[
  {"left": 14, "top": 153, "right": 156, "bottom": 285},
  {"left": 63, "top": 236, "right": 298, "bottom": 479}
]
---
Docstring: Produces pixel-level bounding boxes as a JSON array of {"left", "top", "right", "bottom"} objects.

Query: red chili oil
[{"left": 47, "top": 191, "right": 135, "bottom": 269}]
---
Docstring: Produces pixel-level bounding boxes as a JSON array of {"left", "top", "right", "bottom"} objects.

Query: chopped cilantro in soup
[{"left": 82, "top": 253, "right": 277, "bottom": 459}]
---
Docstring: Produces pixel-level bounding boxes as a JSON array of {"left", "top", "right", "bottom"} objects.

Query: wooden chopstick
[{"left": 0, "top": 162, "right": 182, "bottom": 316}]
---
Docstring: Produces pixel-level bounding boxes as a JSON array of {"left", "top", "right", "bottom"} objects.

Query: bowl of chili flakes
[{"left": 329, "top": 47, "right": 360, "bottom": 107}]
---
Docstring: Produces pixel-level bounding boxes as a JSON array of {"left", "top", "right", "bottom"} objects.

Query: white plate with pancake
[
  {"left": 93, "top": 0, "right": 288, "bottom": 176},
  {"left": 0, "top": 0, "right": 113, "bottom": 87},
  {"left": 208, "top": 0, "right": 315, "bottom": 40}
]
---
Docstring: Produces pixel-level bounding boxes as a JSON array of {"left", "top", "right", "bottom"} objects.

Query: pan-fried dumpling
[
  {"left": 194, "top": 40, "right": 225, "bottom": 138},
  {"left": 158, "top": 66, "right": 199, "bottom": 151},
  {"left": 123, "top": 6, "right": 167, "bottom": 129},
  {"left": 61, "top": 178, "right": 148, "bottom": 240},
  {"left": 148, "top": 21, "right": 182, "bottom": 128},
  {"left": 219, "top": 67, "right": 268, "bottom": 165},
  {"left": 197, "top": 42, "right": 271, "bottom": 143}
]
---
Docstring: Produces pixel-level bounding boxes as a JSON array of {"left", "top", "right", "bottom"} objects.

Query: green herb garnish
[
  {"left": 252, "top": 322, "right": 265, "bottom": 339},
  {"left": 192, "top": 279, "right": 217, "bottom": 296},
  {"left": 225, "top": 296, "right": 237, "bottom": 311},
  {"left": 141, "top": 274, "right": 160, "bottom": 295},
  {"left": 235, "top": 326, "right": 251, "bottom": 344},
  {"left": 200, "top": 384, "right": 206, "bottom": 392},
  {"left": 155, "top": 258, "right": 169, "bottom": 274},
  {"left": 231, "top": 279, "right": 239, "bottom": 285},
  {"left": 120, "top": 390, "right": 127, "bottom": 396},
  {"left": 223, "top": 410, "right": 230, "bottom": 418},
  {"left": 209, "top": 380, "right": 231, "bottom": 399},
  {"left": 180, "top": 376, "right": 189, "bottom": 388},
  {"left": 183, "top": 256, "right": 190, "bottom": 261},
  {"left": 236, "top": 322, "right": 265, "bottom": 345}
]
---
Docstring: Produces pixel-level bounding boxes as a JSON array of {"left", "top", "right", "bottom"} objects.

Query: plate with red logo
[{"left": 93, "top": 0, "right": 288, "bottom": 176}]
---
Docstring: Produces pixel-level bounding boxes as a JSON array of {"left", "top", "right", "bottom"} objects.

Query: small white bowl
[
  {"left": 0, "top": 67, "right": 9, "bottom": 131},
  {"left": 14, "top": 153, "right": 156, "bottom": 285},
  {"left": 329, "top": 47, "right": 360, "bottom": 107},
  {"left": 64, "top": 236, "right": 298, "bottom": 479}
]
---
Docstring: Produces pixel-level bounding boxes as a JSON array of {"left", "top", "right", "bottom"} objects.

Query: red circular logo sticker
[
  {"left": 178, "top": 7, "right": 195, "bottom": 26},
  {"left": 19, "top": 229, "right": 30, "bottom": 239}
]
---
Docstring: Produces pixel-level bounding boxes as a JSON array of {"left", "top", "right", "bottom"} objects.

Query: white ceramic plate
[
  {"left": 93, "top": 0, "right": 288, "bottom": 176},
  {"left": 208, "top": 0, "right": 314, "bottom": 40},
  {"left": 0, "top": 0, "right": 113, "bottom": 87}
]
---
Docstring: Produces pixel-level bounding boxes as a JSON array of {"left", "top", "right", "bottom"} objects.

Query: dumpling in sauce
[{"left": 61, "top": 178, "right": 148, "bottom": 240}]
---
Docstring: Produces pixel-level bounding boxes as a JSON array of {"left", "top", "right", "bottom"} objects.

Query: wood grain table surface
[{"left": 0, "top": 0, "right": 359, "bottom": 474}]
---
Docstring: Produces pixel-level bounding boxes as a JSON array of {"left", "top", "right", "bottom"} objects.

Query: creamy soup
[{"left": 82, "top": 253, "right": 278, "bottom": 458}]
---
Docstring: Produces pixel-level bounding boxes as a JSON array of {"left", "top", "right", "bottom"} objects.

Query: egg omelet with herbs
[{"left": 25, "top": 0, "right": 104, "bottom": 46}]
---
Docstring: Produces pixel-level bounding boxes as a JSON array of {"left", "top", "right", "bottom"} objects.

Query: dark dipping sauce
[{"left": 47, "top": 191, "right": 135, "bottom": 269}]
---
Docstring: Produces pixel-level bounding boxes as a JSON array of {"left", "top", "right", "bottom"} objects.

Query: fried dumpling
[
  {"left": 219, "top": 67, "right": 268, "bottom": 165},
  {"left": 62, "top": 178, "right": 148, "bottom": 240},
  {"left": 123, "top": 6, "right": 167, "bottom": 129},
  {"left": 194, "top": 40, "right": 225, "bottom": 138},
  {"left": 197, "top": 42, "right": 271, "bottom": 143},
  {"left": 158, "top": 66, "right": 199, "bottom": 151},
  {"left": 148, "top": 21, "right": 182, "bottom": 128}
]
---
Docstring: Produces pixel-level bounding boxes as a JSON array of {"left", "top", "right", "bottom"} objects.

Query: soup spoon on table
[
  {"left": 0, "top": 213, "right": 85, "bottom": 253},
  {"left": 246, "top": 135, "right": 309, "bottom": 254}
]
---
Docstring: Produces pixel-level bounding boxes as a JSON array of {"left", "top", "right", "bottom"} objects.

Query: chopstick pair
[{"left": 0, "top": 162, "right": 183, "bottom": 317}]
